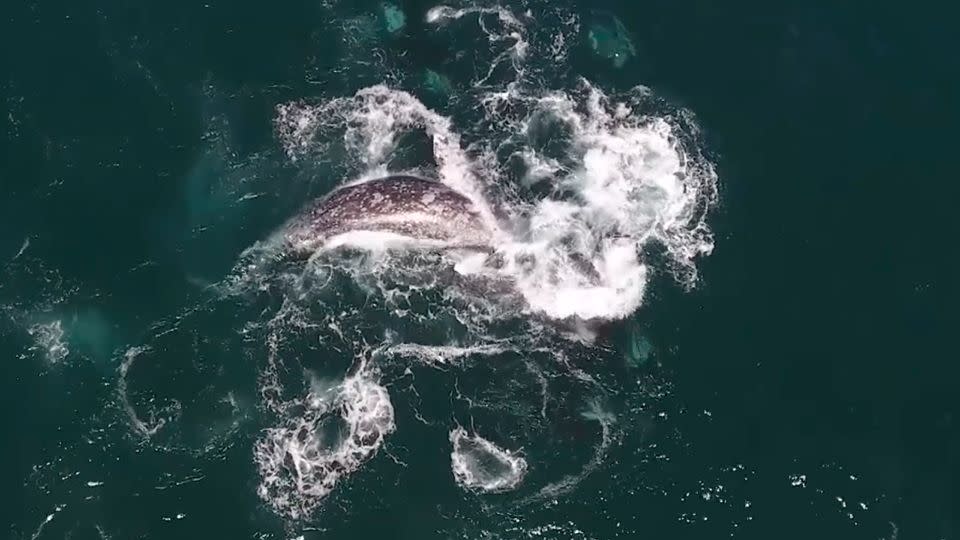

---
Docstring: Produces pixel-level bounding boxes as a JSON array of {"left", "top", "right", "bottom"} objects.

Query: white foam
[
  {"left": 382, "top": 342, "right": 510, "bottom": 366},
  {"left": 29, "top": 504, "right": 66, "bottom": 540},
  {"left": 272, "top": 82, "right": 716, "bottom": 322},
  {"left": 490, "top": 84, "right": 716, "bottom": 320},
  {"left": 13, "top": 236, "right": 30, "bottom": 260},
  {"left": 274, "top": 102, "right": 328, "bottom": 161},
  {"left": 117, "top": 346, "right": 177, "bottom": 438},
  {"left": 518, "top": 148, "right": 564, "bottom": 185},
  {"left": 27, "top": 320, "right": 68, "bottom": 363},
  {"left": 452, "top": 251, "right": 493, "bottom": 276},
  {"left": 254, "top": 364, "right": 395, "bottom": 518},
  {"left": 449, "top": 427, "right": 528, "bottom": 493}
]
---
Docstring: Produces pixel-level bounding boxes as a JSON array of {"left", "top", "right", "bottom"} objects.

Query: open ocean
[{"left": 1, "top": 0, "right": 955, "bottom": 538}]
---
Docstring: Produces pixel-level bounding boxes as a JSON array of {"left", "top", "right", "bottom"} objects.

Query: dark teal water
[{"left": 2, "top": 1, "right": 955, "bottom": 539}]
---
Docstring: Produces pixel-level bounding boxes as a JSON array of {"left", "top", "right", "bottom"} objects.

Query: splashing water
[{"left": 272, "top": 81, "right": 716, "bottom": 322}]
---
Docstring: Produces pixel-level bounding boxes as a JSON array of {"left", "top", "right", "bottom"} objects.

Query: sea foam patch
[
  {"left": 450, "top": 427, "right": 528, "bottom": 493},
  {"left": 254, "top": 364, "right": 395, "bottom": 519}
]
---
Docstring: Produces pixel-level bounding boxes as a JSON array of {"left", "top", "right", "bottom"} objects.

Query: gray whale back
[{"left": 285, "top": 175, "right": 493, "bottom": 254}]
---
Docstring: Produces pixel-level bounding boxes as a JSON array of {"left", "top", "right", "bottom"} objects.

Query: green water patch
[
  {"left": 423, "top": 68, "right": 454, "bottom": 95},
  {"left": 587, "top": 11, "right": 637, "bottom": 68},
  {"left": 622, "top": 321, "right": 655, "bottom": 368},
  {"left": 381, "top": 3, "right": 406, "bottom": 33},
  {"left": 63, "top": 307, "right": 116, "bottom": 363}
]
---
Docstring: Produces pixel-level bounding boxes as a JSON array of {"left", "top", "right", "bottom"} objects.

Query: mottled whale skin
[{"left": 284, "top": 175, "right": 493, "bottom": 255}]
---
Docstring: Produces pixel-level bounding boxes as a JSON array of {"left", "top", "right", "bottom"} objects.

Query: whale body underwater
[
  {"left": 274, "top": 174, "right": 615, "bottom": 326},
  {"left": 283, "top": 175, "right": 495, "bottom": 256}
]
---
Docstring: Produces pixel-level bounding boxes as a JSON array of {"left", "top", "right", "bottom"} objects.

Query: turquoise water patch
[
  {"left": 381, "top": 3, "right": 406, "bottom": 33},
  {"left": 65, "top": 308, "right": 115, "bottom": 362},
  {"left": 622, "top": 320, "right": 654, "bottom": 368},
  {"left": 423, "top": 68, "right": 454, "bottom": 95},
  {"left": 587, "top": 11, "right": 637, "bottom": 68},
  {"left": 628, "top": 333, "right": 654, "bottom": 367}
]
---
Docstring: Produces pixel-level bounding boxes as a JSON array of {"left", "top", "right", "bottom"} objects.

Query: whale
[{"left": 283, "top": 175, "right": 495, "bottom": 256}]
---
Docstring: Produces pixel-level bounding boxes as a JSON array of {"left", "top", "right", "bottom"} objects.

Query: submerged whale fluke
[{"left": 284, "top": 175, "right": 494, "bottom": 255}]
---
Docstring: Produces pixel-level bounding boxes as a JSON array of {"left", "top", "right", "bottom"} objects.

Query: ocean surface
[{"left": 1, "top": 0, "right": 955, "bottom": 539}]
